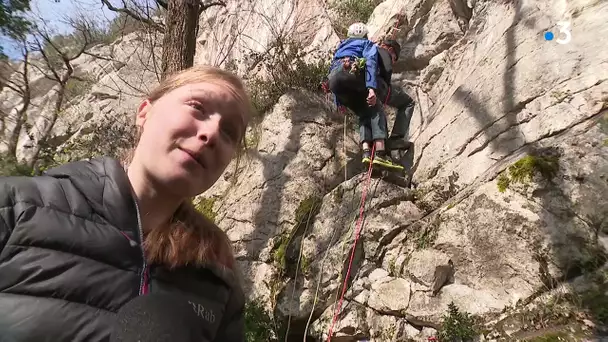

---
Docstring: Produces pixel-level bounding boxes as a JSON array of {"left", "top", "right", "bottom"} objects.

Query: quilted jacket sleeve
[{"left": 0, "top": 178, "right": 16, "bottom": 253}]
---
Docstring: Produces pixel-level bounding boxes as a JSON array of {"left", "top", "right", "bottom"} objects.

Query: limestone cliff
[{"left": 1, "top": 0, "right": 607, "bottom": 340}]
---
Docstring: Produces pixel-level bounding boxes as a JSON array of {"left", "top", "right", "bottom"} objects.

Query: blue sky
[{"left": 1, "top": 0, "right": 118, "bottom": 60}]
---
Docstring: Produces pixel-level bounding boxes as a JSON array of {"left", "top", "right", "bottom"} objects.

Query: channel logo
[{"left": 544, "top": 21, "right": 572, "bottom": 44}]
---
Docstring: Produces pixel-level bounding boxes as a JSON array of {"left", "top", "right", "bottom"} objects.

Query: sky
[{"left": 1, "top": 0, "right": 118, "bottom": 60}]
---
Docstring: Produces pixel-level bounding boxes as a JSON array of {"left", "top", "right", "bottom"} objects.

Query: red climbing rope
[{"left": 326, "top": 144, "right": 376, "bottom": 342}]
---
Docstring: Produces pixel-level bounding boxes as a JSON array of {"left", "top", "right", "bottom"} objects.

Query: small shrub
[
  {"left": 579, "top": 288, "right": 608, "bottom": 325},
  {"left": 416, "top": 216, "right": 440, "bottom": 250},
  {"left": 245, "top": 37, "right": 330, "bottom": 120},
  {"left": 64, "top": 75, "right": 95, "bottom": 103},
  {"left": 438, "top": 302, "right": 477, "bottom": 342},
  {"left": 244, "top": 298, "right": 274, "bottom": 342},
  {"left": 0, "top": 153, "right": 34, "bottom": 176}
]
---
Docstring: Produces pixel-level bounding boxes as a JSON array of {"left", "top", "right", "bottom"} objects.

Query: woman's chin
[{"left": 163, "top": 177, "right": 206, "bottom": 197}]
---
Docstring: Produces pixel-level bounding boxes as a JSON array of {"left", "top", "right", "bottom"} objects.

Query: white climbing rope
[
  {"left": 302, "top": 198, "right": 361, "bottom": 341},
  {"left": 284, "top": 200, "right": 320, "bottom": 342}
]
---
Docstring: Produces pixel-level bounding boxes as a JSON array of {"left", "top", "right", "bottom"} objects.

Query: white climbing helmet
[{"left": 347, "top": 22, "right": 368, "bottom": 38}]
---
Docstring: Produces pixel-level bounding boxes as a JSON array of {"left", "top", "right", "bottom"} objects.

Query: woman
[{"left": 0, "top": 65, "right": 251, "bottom": 341}]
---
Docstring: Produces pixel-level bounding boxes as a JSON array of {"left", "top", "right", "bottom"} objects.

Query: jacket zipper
[{"left": 132, "top": 198, "right": 149, "bottom": 295}]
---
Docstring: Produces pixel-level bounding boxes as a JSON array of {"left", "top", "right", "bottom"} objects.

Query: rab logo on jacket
[{"left": 188, "top": 300, "right": 216, "bottom": 323}]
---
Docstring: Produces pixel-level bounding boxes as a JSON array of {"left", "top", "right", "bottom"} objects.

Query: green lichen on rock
[
  {"left": 300, "top": 254, "right": 310, "bottom": 275},
  {"left": 510, "top": 155, "right": 559, "bottom": 184},
  {"left": 294, "top": 195, "right": 322, "bottom": 229},
  {"left": 272, "top": 195, "right": 323, "bottom": 276},
  {"left": 194, "top": 197, "right": 217, "bottom": 223},
  {"left": 497, "top": 173, "right": 511, "bottom": 193},
  {"left": 497, "top": 153, "right": 560, "bottom": 192},
  {"left": 272, "top": 234, "right": 289, "bottom": 271}
]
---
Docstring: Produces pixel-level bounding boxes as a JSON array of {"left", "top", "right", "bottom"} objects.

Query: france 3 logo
[{"left": 544, "top": 21, "right": 572, "bottom": 44}]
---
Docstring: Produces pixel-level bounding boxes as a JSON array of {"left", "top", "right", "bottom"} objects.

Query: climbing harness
[{"left": 341, "top": 57, "right": 367, "bottom": 74}]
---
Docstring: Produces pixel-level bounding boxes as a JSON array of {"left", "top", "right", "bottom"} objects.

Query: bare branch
[
  {"left": 83, "top": 51, "right": 116, "bottom": 62},
  {"left": 4, "top": 42, "right": 32, "bottom": 156},
  {"left": 100, "top": 0, "right": 164, "bottom": 32},
  {"left": 28, "top": 62, "right": 58, "bottom": 82},
  {"left": 199, "top": 0, "right": 225, "bottom": 13},
  {"left": 32, "top": 35, "right": 62, "bottom": 82}
]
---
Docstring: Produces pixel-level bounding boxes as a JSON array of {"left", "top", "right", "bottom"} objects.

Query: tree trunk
[{"left": 161, "top": 0, "right": 199, "bottom": 80}]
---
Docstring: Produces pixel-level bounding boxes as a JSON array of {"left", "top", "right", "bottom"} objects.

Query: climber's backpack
[{"left": 328, "top": 57, "right": 369, "bottom": 106}]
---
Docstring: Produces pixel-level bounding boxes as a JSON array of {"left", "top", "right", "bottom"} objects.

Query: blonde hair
[{"left": 125, "top": 65, "right": 252, "bottom": 270}]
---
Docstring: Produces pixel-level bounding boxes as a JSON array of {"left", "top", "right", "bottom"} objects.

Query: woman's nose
[{"left": 197, "top": 114, "right": 221, "bottom": 145}]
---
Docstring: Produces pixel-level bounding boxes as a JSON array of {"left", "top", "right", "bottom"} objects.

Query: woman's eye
[{"left": 187, "top": 101, "right": 204, "bottom": 112}]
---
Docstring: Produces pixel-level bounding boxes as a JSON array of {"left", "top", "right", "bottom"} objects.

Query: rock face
[
  {"left": 1, "top": 0, "right": 607, "bottom": 340},
  {"left": 205, "top": 0, "right": 607, "bottom": 340},
  {"left": 194, "top": 0, "right": 339, "bottom": 74}
]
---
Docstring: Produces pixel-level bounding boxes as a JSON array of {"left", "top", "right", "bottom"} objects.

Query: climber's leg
[
  {"left": 387, "top": 86, "right": 415, "bottom": 150},
  {"left": 359, "top": 115, "right": 373, "bottom": 164},
  {"left": 368, "top": 105, "right": 403, "bottom": 171}
]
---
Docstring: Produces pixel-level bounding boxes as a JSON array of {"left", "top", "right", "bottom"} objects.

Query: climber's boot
[
  {"left": 386, "top": 136, "right": 411, "bottom": 151},
  {"left": 372, "top": 150, "right": 404, "bottom": 171},
  {"left": 362, "top": 149, "right": 372, "bottom": 164}
]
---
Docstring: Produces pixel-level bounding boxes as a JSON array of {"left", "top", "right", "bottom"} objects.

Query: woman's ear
[{"left": 136, "top": 99, "right": 152, "bottom": 127}]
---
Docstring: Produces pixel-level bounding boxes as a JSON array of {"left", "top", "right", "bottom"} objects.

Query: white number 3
[{"left": 556, "top": 21, "right": 572, "bottom": 45}]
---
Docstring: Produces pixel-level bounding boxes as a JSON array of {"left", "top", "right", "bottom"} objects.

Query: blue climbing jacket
[{"left": 329, "top": 37, "right": 379, "bottom": 90}]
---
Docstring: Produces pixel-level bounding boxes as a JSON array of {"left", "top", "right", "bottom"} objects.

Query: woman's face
[{"left": 134, "top": 81, "right": 247, "bottom": 197}]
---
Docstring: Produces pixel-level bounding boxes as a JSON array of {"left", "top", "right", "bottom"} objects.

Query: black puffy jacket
[{"left": 0, "top": 157, "right": 245, "bottom": 342}]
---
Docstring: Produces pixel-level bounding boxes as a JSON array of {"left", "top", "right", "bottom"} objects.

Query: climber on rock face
[
  {"left": 327, "top": 22, "right": 403, "bottom": 171},
  {"left": 375, "top": 39, "right": 416, "bottom": 151}
]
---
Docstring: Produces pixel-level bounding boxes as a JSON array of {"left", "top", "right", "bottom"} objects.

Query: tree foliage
[
  {"left": 0, "top": 0, "right": 32, "bottom": 57},
  {"left": 0, "top": 0, "right": 31, "bottom": 36}
]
